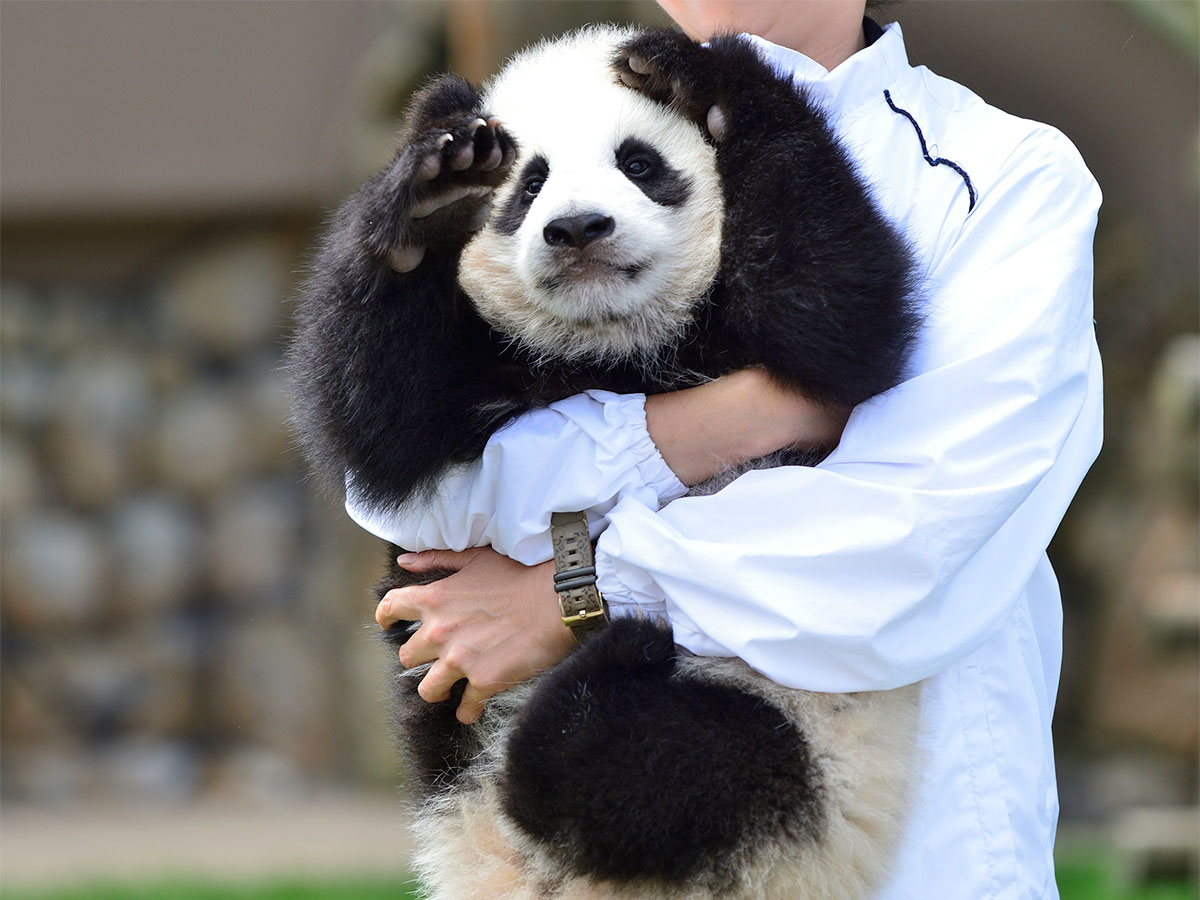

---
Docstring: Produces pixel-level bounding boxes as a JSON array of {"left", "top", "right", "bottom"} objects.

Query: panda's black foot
[
  {"left": 501, "top": 617, "right": 825, "bottom": 888},
  {"left": 358, "top": 75, "right": 517, "bottom": 270},
  {"left": 613, "top": 30, "right": 724, "bottom": 140}
]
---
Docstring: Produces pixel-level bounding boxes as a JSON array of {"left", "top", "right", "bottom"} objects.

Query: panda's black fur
[
  {"left": 501, "top": 617, "right": 828, "bottom": 887},
  {"left": 290, "top": 25, "right": 922, "bottom": 900}
]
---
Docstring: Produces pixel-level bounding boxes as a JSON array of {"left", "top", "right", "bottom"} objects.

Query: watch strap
[{"left": 550, "top": 511, "right": 608, "bottom": 641}]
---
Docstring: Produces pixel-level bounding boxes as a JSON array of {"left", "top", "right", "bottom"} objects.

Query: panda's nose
[{"left": 543, "top": 213, "right": 615, "bottom": 249}]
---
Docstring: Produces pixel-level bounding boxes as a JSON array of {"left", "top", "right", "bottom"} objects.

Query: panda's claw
[
  {"left": 615, "top": 31, "right": 719, "bottom": 131},
  {"left": 470, "top": 121, "right": 500, "bottom": 170},
  {"left": 378, "top": 110, "right": 514, "bottom": 256}
]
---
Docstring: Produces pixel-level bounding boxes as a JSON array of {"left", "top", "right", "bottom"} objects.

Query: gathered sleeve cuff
[{"left": 345, "top": 390, "right": 686, "bottom": 566}]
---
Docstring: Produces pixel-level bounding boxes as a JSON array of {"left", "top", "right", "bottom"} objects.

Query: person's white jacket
[{"left": 349, "top": 22, "right": 1102, "bottom": 900}]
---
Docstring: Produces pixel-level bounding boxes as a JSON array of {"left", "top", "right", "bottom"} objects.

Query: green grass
[
  {"left": 0, "top": 879, "right": 420, "bottom": 900},
  {"left": 1057, "top": 854, "right": 1198, "bottom": 900},
  {"left": 2, "top": 865, "right": 1195, "bottom": 900}
]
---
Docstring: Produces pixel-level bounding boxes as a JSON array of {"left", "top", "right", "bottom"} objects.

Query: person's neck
[
  {"left": 766, "top": 17, "right": 866, "bottom": 70},
  {"left": 661, "top": 1, "right": 869, "bottom": 72},
  {"left": 804, "top": 22, "right": 866, "bottom": 70}
]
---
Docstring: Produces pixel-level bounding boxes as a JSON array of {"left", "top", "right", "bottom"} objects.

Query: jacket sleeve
[
  {"left": 593, "top": 129, "right": 1104, "bottom": 691},
  {"left": 345, "top": 389, "right": 688, "bottom": 565}
]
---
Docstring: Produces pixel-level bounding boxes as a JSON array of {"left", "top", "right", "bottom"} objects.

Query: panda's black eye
[
  {"left": 616, "top": 138, "right": 690, "bottom": 208},
  {"left": 496, "top": 155, "right": 550, "bottom": 236},
  {"left": 623, "top": 157, "right": 653, "bottom": 178}
]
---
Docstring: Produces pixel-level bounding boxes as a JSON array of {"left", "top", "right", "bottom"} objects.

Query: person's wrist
[{"left": 533, "top": 559, "right": 578, "bottom": 650}]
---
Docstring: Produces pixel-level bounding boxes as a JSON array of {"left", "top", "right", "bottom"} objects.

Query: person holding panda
[{"left": 359, "top": 1, "right": 1103, "bottom": 897}]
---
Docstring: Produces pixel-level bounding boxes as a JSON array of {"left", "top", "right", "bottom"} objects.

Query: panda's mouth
[{"left": 539, "top": 258, "right": 647, "bottom": 292}]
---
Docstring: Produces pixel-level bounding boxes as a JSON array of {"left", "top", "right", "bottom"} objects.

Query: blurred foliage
[{"left": 1122, "top": 0, "right": 1200, "bottom": 60}]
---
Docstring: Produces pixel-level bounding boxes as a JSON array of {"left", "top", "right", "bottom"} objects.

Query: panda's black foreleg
[
  {"left": 501, "top": 617, "right": 826, "bottom": 890},
  {"left": 614, "top": 31, "right": 920, "bottom": 408},
  {"left": 290, "top": 75, "right": 528, "bottom": 509}
]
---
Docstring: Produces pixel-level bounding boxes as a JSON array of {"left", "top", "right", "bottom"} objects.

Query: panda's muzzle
[{"left": 543, "top": 213, "right": 615, "bottom": 249}]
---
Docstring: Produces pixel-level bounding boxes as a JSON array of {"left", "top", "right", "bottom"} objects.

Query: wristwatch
[{"left": 550, "top": 511, "right": 609, "bottom": 641}]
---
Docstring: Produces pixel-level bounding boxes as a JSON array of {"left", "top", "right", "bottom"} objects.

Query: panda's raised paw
[
  {"left": 367, "top": 115, "right": 514, "bottom": 268},
  {"left": 409, "top": 116, "right": 514, "bottom": 189}
]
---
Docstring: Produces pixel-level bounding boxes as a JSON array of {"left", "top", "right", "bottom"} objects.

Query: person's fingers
[
  {"left": 417, "top": 656, "right": 464, "bottom": 704},
  {"left": 396, "top": 547, "right": 481, "bottom": 573},
  {"left": 397, "top": 620, "right": 449, "bottom": 668},
  {"left": 376, "top": 586, "right": 423, "bottom": 629},
  {"left": 456, "top": 680, "right": 500, "bottom": 724}
]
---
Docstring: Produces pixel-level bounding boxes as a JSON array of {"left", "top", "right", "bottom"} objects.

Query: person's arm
[
  {"left": 644, "top": 370, "right": 849, "bottom": 486},
  {"left": 368, "top": 372, "right": 846, "bottom": 726},
  {"left": 594, "top": 129, "right": 1104, "bottom": 691},
  {"left": 346, "top": 371, "right": 845, "bottom": 562}
]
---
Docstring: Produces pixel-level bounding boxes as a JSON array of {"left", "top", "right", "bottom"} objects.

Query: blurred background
[{"left": 1, "top": 0, "right": 1196, "bottom": 896}]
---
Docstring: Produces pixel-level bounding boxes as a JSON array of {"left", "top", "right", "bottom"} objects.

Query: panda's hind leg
[{"left": 499, "top": 617, "right": 826, "bottom": 894}]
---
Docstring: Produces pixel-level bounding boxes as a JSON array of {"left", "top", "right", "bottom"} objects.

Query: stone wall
[{"left": 0, "top": 226, "right": 394, "bottom": 804}]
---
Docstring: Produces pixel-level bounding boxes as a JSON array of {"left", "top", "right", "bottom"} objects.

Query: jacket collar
[{"left": 742, "top": 22, "right": 911, "bottom": 122}]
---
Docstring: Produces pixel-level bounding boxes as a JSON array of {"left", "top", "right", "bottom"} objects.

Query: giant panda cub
[{"left": 290, "top": 25, "right": 923, "bottom": 900}]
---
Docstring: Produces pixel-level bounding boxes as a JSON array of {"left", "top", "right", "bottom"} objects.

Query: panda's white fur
[{"left": 460, "top": 28, "right": 724, "bottom": 367}]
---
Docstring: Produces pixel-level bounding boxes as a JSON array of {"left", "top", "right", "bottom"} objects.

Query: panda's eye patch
[
  {"left": 495, "top": 154, "right": 550, "bottom": 236},
  {"left": 615, "top": 138, "right": 691, "bottom": 208}
]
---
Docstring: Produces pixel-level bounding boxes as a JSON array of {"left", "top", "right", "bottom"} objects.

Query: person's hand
[
  {"left": 645, "top": 368, "right": 850, "bottom": 486},
  {"left": 376, "top": 547, "right": 575, "bottom": 724}
]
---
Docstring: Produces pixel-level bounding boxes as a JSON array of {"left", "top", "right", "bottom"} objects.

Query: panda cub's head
[{"left": 459, "top": 27, "right": 724, "bottom": 368}]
